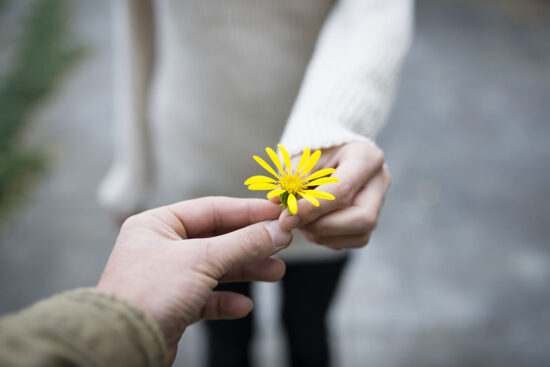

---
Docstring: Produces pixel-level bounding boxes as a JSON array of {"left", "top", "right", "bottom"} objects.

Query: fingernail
[
  {"left": 238, "top": 297, "right": 254, "bottom": 312},
  {"left": 264, "top": 220, "right": 292, "bottom": 248},
  {"left": 281, "top": 212, "right": 300, "bottom": 231}
]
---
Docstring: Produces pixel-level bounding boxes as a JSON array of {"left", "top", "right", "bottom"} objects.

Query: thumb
[{"left": 202, "top": 220, "right": 291, "bottom": 274}]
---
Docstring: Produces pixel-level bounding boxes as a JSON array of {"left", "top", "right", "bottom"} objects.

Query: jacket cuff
[{"left": 2, "top": 288, "right": 166, "bottom": 367}]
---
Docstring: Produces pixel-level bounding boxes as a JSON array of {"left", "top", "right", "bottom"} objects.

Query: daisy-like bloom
[{"left": 244, "top": 144, "right": 339, "bottom": 215}]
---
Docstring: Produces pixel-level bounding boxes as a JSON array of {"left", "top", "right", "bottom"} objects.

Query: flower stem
[{"left": 279, "top": 192, "right": 292, "bottom": 214}]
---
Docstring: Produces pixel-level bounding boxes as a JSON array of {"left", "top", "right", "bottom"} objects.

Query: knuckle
[
  {"left": 371, "top": 146, "right": 385, "bottom": 167},
  {"left": 297, "top": 205, "right": 315, "bottom": 222},
  {"left": 358, "top": 234, "right": 371, "bottom": 247},
  {"left": 239, "top": 225, "right": 268, "bottom": 259},
  {"left": 312, "top": 236, "right": 325, "bottom": 245},
  {"left": 359, "top": 210, "right": 378, "bottom": 231},
  {"left": 346, "top": 234, "right": 371, "bottom": 249},
  {"left": 335, "top": 181, "right": 354, "bottom": 208},
  {"left": 212, "top": 199, "right": 224, "bottom": 232},
  {"left": 313, "top": 221, "right": 329, "bottom": 236},
  {"left": 201, "top": 240, "right": 224, "bottom": 275},
  {"left": 302, "top": 231, "right": 321, "bottom": 244},
  {"left": 121, "top": 213, "right": 142, "bottom": 230}
]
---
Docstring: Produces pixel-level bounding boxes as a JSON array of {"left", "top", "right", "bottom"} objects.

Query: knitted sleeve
[
  {"left": 97, "top": 0, "right": 155, "bottom": 214},
  {"left": 279, "top": 0, "right": 414, "bottom": 156},
  {"left": 0, "top": 288, "right": 166, "bottom": 367}
]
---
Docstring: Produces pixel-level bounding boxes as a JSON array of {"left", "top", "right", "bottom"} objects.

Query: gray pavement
[{"left": 1, "top": 0, "right": 549, "bottom": 366}]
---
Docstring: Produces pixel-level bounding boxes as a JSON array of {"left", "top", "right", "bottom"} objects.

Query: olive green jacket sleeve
[{"left": 0, "top": 288, "right": 166, "bottom": 367}]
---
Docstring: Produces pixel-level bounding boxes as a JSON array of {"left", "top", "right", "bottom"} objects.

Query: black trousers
[{"left": 205, "top": 256, "right": 348, "bottom": 367}]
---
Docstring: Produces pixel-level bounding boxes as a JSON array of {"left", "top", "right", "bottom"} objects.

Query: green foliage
[
  {"left": 279, "top": 191, "right": 290, "bottom": 211},
  {"left": 0, "top": 0, "right": 84, "bottom": 220}
]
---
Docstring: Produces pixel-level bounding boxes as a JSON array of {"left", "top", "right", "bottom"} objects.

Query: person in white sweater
[{"left": 99, "top": 0, "right": 413, "bottom": 366}]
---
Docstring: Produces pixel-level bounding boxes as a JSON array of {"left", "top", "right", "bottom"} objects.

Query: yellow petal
[
  {"left": 267, "top": 189, "right": 286, "bottom": 198},
  {"left": 299, "top": 192, "right": 319, "bottom": 207},
  {"left": 244, "top": 175, "right": 277, "bottom": 185},
  {"left": 305, "top": 177, "right": 339, "bottom": 186},
  {"left": 304, "top": 168, "right": 336, "bottom": 182},
  {"left": 266, "top": 147, "right": 284, "bottom": 174},
  {"left": 253, "top": 155, "right": 279, "bottom": 178},
  {"left": 303, "top": 189, "right": 335, "bottom": 200},
  {"left": 301, "top": 150, "right": 321, "bottom": 177},
  {"left": 296, "top": 147, "right": 310, "bottom": 175},
  {"left": 287, "top": 193, "right": 297, "bottom": 215},
  {"left": 278, "top": 144, "right": 292, "bottom": 173},
  {"left": 248, "top": 183, "right": 280, "bottom": 190}
]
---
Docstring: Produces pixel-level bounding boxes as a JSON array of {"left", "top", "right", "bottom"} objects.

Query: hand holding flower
[
  {"left": 244, "top": 141, "right": 389, "bottom": 250},
  {"left": 97, "top": 197, "right": 291, "bottom": 364},
  {"left": 281, "top": 141, "right": 391, "bottom": 249}
]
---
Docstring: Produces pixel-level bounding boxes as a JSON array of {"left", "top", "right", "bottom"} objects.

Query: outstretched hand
[
  {"left": 278, "top": 141, "right": 390, "bottom": 249},
  {"left": 97, "top": 197, "right": 291, "bottom": 365}
]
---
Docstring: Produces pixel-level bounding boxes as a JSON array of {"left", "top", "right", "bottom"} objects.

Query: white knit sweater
[{"left": 99, "top": 0, "right": 413, "bottom": 261}]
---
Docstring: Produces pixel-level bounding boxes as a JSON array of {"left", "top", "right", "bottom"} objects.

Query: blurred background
[{"left": 0, "top": 0, "right": 549, "bottom": 366}]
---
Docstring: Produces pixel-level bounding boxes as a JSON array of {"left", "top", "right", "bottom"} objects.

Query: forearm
[
  {"left": 0, "top": 288, "right": 165, "bottom": 367},
  {"left": 98, "top": 0, "right": 155, "bottom": 214},
  {"left": 280, "top": 0, "right": 414, "bottom": 155}
]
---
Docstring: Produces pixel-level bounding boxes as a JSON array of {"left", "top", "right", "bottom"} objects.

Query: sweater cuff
[
  {"left": 97, "top": 164, "right": 150, "bottom": 214},
  {"left": 279, "top": 114, "right": 377, "bottom": 157},
  {"left": 1, "top": 288, "right": 166, "bottom": 367}
]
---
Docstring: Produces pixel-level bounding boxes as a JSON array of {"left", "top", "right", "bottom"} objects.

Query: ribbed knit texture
[
  {"left": 99, "top": 0, "right": 413, "bottom": 261},
  {"left": 280, "top": 0, "right": 413, "bottom": 156}
]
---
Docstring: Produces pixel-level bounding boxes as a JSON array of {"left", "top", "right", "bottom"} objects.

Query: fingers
[
  {"left": 201, "top": 291, "right": 253, "bottom": 320},
  {"left": 300, "top": 206, "right": 377, "bottom": 237},
  {"left": 166, "top": 197, "right": 282, "bottom": 238},
  {"left": 280, "top": 143, "right": 385, "bottom": 231},
  {"left": 269, "top": 196, "right": 281, "bottom": 204},
  {"left": 219, "top": 258, "right": 286, "bottom": 283},
  {"left": 299, "top": 168, "right": 390, "bottom": 238},
  {"left": 196, "top": 220, "right": 292, "bottom": 275},
  {"left": 300, "top": 231, "right": 372, "bottom": 249}
]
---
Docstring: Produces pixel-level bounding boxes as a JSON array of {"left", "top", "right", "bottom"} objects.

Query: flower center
[{"left": 279, "top": 174, "right": 304, "bottom": 195}]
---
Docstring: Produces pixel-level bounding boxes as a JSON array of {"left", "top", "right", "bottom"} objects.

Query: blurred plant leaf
[{"left": 0, "top": 0, "right": 84, "bottom": 222}]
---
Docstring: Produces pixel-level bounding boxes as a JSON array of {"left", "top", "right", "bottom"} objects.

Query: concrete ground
[{"left": 1, "top": 0, "right": 549, "bottom": 366}]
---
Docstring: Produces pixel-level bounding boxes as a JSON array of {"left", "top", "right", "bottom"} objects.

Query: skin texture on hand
[
  {"left": 111, "top": 209, "right": 141, "bottom": 228},
  {"left": 278, "top": 141, "right": 391, "bottom": 249},
  {"left": 97, "top": 197, "right": 291, "bottom": 365}
]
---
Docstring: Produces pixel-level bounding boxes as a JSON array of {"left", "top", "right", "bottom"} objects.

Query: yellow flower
[{"left": 244, "top": 144, "right": 339, "bottom": 215}]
